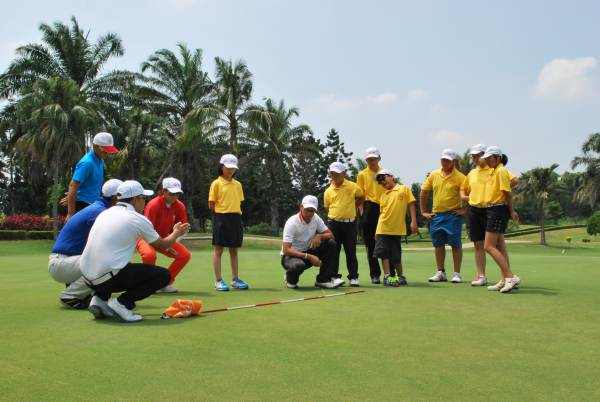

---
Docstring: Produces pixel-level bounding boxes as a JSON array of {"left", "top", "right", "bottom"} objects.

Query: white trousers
[{"left": 48, "top": 254, "right": 92, "bottom": 300}]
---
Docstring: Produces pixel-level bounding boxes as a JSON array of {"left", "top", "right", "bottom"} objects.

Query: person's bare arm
[
  {"left": 65, "top": 180, "right": 82, "bottom": 222},
  {"left": 409, "top": 202, "right": 418, "bottom": 234},
  {"left": 504, "top": 191, "right": 519, "bottom": 222},
  {"left": 510, "top": 177, "right": 519, "bottom": 188},
  {"left": 460, "top": 189, "right": 470, "bottom": 203},
  {"left": 149, "top": 222, "right": 191, "bottom": 251},
  {"left": 208, "top": 201, "right": 215, "bottom": 211},
  {"left": 355, "top": 194, "right": 366, "bottom": 208},
  {"left": 310, "top": 229, "right": 334, "bottom": 249},
  {"left": 420, "top": 189, "right": 434, "bottom": 220},
  {"left": 283, "top": 242, "right": 322, "bottom": 267}
]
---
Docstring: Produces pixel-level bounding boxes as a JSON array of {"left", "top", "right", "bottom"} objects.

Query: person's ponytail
[{"left": 501, "top": 154, "right": 508, "bottom": 166}]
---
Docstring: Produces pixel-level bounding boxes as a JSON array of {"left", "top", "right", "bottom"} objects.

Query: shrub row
[
  {"left": 0, "top": 231, "right": 56, "bottom": 240},
  {"left": 0, "top": 214, "right": 66, "bottom": 231},
  {"left": 505, "top": 224, "right": 585, "bottom": 238}
]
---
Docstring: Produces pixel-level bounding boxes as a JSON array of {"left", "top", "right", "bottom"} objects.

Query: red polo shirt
[{"left": 143, "top": 195, "right": 188, "bottom": 238}]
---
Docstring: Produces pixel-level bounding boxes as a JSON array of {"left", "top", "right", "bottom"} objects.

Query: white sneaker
[
  {"left": 287, "top": 282, "right": 299, "bottom": 289},
  {"left": 451, "top": 273, "right": 462, "bottom": 283},
  {"left": 500, "top": 276, "right": 521, "bottom": 293},
  {"left": 106, "top": 298, "right": 143, "bottom": 323},
  {"left": 350, "top": 278, "right": 360, "bottom": 287},
  {"left": 88, "top": 296, "right": 113, "bottom": 319},
  {"left": 314, "top": 280, "right": 339, "bottom": 289},
  {"left": 160, "top": 285, "right": 178, "bottom": 293},
  {"left": 429, "top": 271, "right": 448, "bottom": 282},
  {"left": 332, "top": 278, "right": 345, "bottom": 287},
  {"left": 488, "top": 281, "right": 505, "bottom": 291},
  {"left": 471, "top": 275, "right": 488, "bottom": 286}
]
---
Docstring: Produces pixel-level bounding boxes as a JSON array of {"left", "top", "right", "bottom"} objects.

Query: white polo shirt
[
  {"left": 81, "top": 202, "right": 160, "bottom": 279},
  {"left": 280, "top": 212, "right": 328, "bottom": 255}
]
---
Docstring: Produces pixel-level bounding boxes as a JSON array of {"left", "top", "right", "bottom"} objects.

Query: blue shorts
[{"left": 430, "top": 211, "right": 463, "bottom": 248}]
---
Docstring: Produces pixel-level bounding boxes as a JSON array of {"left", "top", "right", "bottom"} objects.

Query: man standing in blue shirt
[
  {"left": 64, "top": 132, "right": 118, "bottom": 223},
  {"left": 49, "top": 179, "right": 122, "bottom": 309}
]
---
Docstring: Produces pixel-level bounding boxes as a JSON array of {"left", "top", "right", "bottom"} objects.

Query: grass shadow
[
  {"left": 153, "top": 291, "right": 216, "bottom": 298},
  {"left": 91, "top": 314, "right": 197, "bottom": 326},
  {"left": 507, "top": 286, "right": 561, "bottom": 296}
]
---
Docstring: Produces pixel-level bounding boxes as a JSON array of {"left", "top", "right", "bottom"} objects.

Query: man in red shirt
[{"left": 136, "top": 177, "right": 191, "bottom": 293}]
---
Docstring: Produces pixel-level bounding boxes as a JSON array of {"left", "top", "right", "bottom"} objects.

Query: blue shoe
[
  {"left": 231, "top": 278, "right": 249, "bottom": 290},
  {"left": 215, "top": 280, "right": 229, "bottom": 291}
]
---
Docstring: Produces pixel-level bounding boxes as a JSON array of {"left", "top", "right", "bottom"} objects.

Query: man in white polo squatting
[
  {"left": 281, "top": 195, "right": 339, "bottom": 289},
  {"left": 81, "top": 180, "right": 190, "bottom": 323}
]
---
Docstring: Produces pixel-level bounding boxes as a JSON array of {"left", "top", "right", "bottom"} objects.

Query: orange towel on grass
[{"left": 161, "top": 300, "right": 202, "bottom": 319}]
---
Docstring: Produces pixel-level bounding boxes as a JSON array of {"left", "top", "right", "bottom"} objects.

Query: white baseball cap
[
  {"left": 482, "top": 146, "right": 502, "bottom": 159},
  {"left": 163, "top": 177, "right": 183, "bottom": 193},
  {"left": 93, "top": 132, "right": 118, "bottom": 153},
  {"left": 220, "top": 154, "right": 238, "bottom": 169},
  {"left": 441, "top": 149, "right": 457, "bottom": 161},
  {"left": 301, "top": 195, "right": 318, "bottom": 210},
  {"left": 365, "top": 147, "right": 381, "bottom": 160},
  {"left": 102, "top": 179, "right": 124, "bottom": 197},
  {"left": 469, "top": 144, "right": 487, "bottom": 155},
  {"left": 116, "top": 180, "right": 154, "bottom": 199},
  {"left": 372, "top": 169, "right": 394, "bottom": 181},
  {"left": 329, "top": 161, "right": 347, "bottom": 173}
]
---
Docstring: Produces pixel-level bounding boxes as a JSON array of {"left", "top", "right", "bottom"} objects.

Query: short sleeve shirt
[
  {"left": 209, "top": 177, "right": 244, "bottom": 214},
  {"left": 485, "top": 164, "right": 513, "bottom": 205},
  {"left": 357, "top": 167, "right": 386, "bottom": 204},
  {"left": 422, "top": 168, "right": 466, "bottom": 213},
  {"left": 81, "top": 203, "right": 160, "bottom": 279},
  {"left": 323, "top": 179, "right": 364, "bottom": 219},
  {"left": 72, "top": 150, "right": 104, "bottom": 203},
  {"left": 462, "top": 166, "right": 516, "bottom": 207},
  {"left": 376, "top": 184, "right": 416, "bottom": 235},
  {"left": 280, "top": 212, "right": 329, "bottom": 255},
  {"left": 144, "top": 195, "right": 188, "bottom": 238}
]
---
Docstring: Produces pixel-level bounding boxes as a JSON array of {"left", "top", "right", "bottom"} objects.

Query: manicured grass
[{"left": 1, "top": 236, "right": 599, "bottom": 401}]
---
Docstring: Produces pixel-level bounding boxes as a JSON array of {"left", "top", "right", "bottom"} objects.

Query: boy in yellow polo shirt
[
  {"left": 420, "top": 149, "right": 467, "bottom": 283},
  {"left": 373, "top": 170, "right": 418, "bottom": 286},
  {"left": 324, "top": 161, "right": 366, "bottom": 287},
  {"left": 356, "top": 147, "right": 392, "bottom": 284}
]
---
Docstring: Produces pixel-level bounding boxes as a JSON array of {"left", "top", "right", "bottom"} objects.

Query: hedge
[
  {"left": 0, "top": 230, "right": 56, "bottom": 240},
  {"left": 504, "top": 224, "right": 585, "bottom": 238}
]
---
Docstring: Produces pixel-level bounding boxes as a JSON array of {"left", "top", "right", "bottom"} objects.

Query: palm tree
[
  {"left": 571, "top": 133, "right": 600, "bottom": 208},
  {"left": 456, "top": 149, "right": 475, "bottom": 176},
  {"left": 15, "top": 77, "right": 99, "bottom": 239},
  {"left": 246, "top": 99, "right": 316, "bottom": 236},
  {"left": 136, "top": 43, "right": 214, "bottom": 232},
  {"left": 114, "top": 109, "right": 169, "bottom": 180},
  {"left": 515, "top": 164, "right": 564, "bottom": 245}
]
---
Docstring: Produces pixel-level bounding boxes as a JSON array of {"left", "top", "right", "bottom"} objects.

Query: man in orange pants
[{"left": 136, "top": 177, "right": 191, "bottom": 293}]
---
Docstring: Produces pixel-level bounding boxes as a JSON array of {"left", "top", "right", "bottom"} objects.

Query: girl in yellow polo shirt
[
  {"left": 460, "top": 144, "right": 519, "bottom": 287},
  {"left": 481, "top": 146, "right": 521, "bottom": 293},
  {"left": 208, "top": 154, "right": 247, "bottom": 291}
]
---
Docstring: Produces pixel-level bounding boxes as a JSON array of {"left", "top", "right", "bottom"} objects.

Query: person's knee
[
  {"left": 229, "top": 248, "right": 238, "bottom": 256},
  {"left": 484, "top": 243, "right": 495, "bottom": 253},
  {"left": 214, "top": 247, "right": 224, "bottom": 257},
  {"left": 158, "top": 268, "right": 172, "bottom": 286},
  {"left": 178, "top": 248, "right": 191, "bottom": 263}
]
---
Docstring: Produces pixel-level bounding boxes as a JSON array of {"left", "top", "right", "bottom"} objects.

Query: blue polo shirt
[
  {"left": 73, "top": 150, "right": 104, "bottom": 203},
  {"left": 52, "top": 197, "right": 112, "bottom": 255}
]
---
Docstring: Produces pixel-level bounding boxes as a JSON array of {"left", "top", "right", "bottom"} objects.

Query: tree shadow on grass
[{"left": 508, "top": 286, "right": 560, "bottom": 296}]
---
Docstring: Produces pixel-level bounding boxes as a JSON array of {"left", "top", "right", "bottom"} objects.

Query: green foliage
[
  {"left": 587, "top": 211, "right": 600, "bottom": 236},
  {"left": 0, "top": 230, "right": 26, "bottom": 240},
  {"left": 545, "top": 201, "right": 563, "bottom": 224},
  {"left": 571, "top": 132, "right": 600, "bottom": 208},
  {"left": 246, "top": 222, "right": 271, "bottom": 236}
]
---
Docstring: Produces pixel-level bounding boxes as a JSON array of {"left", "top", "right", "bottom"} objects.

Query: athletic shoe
[
  {"left": 350, "top": 278, "right": 360, "bottom": 287},
  {"left": 160, "top": 285, "right": 178, "bottom": 293},
  {"left": 387, "top": 276, "right": 400, "bottom": 287},
  {"left": 488, "top": 281, "right": 505, "bottom": 291},
  {"left": 397, "top": 275, "right": 408, "bottom": 286},
  {"left": 215, "top": 280, "right": 229, "bottom": 291},
  {"left": 60, "top": 294, "right": 92, "bottom": 310},
  {"left": 471, "top": 275, "right": 488, "bottom": 286},
  {"left": 500, "top": 276, "right": 521, "bottom": 293},
  {"left": 314, "top": 280, "right": 339, "bottom": 289},
  {"left": 286, "top": 282, "right": 299, "bottom": 289},
  {"left": 105, "top": 298, "right": 142, "bottom": 323},
  {"left": 371, "top": 276, "right": 381, "bottom": 284},
  {"left": 88, "top": 296, "right": 113, "bottom": 319},
  {"left": 451, "top": 272, "right": 462, "bottom": 283},
  {"left": 332, "top": 278, "right": 345, "bottom": 287},
  {"left": 429, "top": 271, "right": 448, "bottom": 282},
  {"left": 231, "top": 278, "right": 249, "bottom": 290}
]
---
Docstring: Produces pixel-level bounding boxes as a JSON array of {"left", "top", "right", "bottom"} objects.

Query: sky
[{"left": 2, "top": 0, "right": 599, "bottom": 185}]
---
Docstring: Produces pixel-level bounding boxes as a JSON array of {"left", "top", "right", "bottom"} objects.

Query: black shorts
[
  {"left": 373, "top": 234, "right": 402, "bottom": 264},
  {"left": 212, "top": 213, "right": 243, "bottom": 248},
  {"left": 467, "top": 206, "right": 487, "bottom": 242},
  {"left": 486, "top": 205, "right": 510, "bottom": 234}
]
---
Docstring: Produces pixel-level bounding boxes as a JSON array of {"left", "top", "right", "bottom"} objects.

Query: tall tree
[
  {"left": 246, "top": 99, "right": 316, "bottom": 236},
  {"left": 515, "top": 164, "right": 564, "bottom": 245},
  {"left": 571, "top": 132, "right": 600, "bottom": 209}
]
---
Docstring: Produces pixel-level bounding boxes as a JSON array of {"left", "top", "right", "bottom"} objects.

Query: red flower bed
[{"left": 0, "top": 214, "right": 66, "bottom": 231}]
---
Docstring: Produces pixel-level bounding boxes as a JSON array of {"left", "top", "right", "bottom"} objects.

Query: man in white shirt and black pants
[
  {"left": 81, "top": 180, "right": 190, "bottom": 323},
  {"left": 281, "top": 195, "right": 341, "bottom": 289}
]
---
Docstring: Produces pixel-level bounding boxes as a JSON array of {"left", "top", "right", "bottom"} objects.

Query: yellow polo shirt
[
  {"left": 485, "top": 164, "right": 512, "bottom": 205},
  {"left": 324, "top": 179, "right": 364, "bottom": 219},
  {"left": 376, "top": 184, "right": 416, "bottom": 235},
  {"left": 356, "top": 166, "right": 386, "bottom": 204},
  {"left": 422, "top": 167, "right": 466, "bottom": 213},
  {"left": 462, "top": 166, "right": 516, "bottom": 206},
  {"left": 209, "top": 176, "right": 244, "bottom": 214}
]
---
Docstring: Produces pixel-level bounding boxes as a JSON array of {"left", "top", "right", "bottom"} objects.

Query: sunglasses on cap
[{"left": 377, "top": 175, "right": 390, "bottom": 184}]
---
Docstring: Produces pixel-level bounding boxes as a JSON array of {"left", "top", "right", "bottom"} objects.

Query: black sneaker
[
  {"left": 398, "top": 275, "right": 408, "bottom": 286},
  {"left": 60, "top": 294, "right": 92, "bottom": 310},
  {"left": 371, "top": 277, "right": 381, "bottom": 284}
]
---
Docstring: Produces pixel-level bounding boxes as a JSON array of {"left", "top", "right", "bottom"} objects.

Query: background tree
[
  {"left": 545, "top": 201, "right": 563, "bottom": 225},
  {"left": 587, "top": 211, "right": 600, "bottom": 236},
  {"left": 571, "top": 132, "right": 600, "bottom": 209}
]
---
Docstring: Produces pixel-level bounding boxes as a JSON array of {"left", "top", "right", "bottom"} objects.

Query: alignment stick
[{"left": 199, "top": 290, "right": 365, "bottom": 314}]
